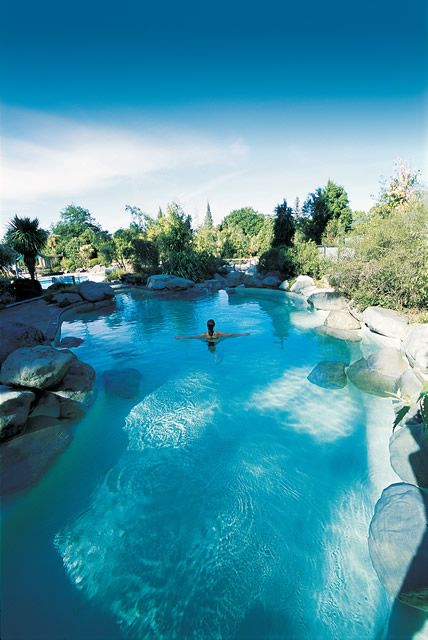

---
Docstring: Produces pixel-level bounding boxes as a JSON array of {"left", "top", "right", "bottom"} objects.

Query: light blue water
[{"left": 2, "top": 289, "right": 425, "bottom": 639}]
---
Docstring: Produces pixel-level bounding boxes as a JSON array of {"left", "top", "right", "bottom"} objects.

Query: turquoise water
[{"left": 2, "top": 289, "right": 425, "bottom": 639}]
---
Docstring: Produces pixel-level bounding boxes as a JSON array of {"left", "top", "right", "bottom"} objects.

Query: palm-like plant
[{"left": 6, "top": 215, "right": 48, "bottom": 280}]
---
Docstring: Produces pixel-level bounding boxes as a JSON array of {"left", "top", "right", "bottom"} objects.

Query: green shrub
[
  {"left": 290, "top": 240, "right": 327, "bottom": 278},
  {"left": 258, "top": 246, "right": 296, "bottom": 276},
  {"left": 328, "top": 207, "right": 428, "bottom": 310},
  {"left": 162, "top": 250, "right": 222, "bottom": 282},
  {"left": 105, "top": 268, "right": 127, "bottom": 282}
]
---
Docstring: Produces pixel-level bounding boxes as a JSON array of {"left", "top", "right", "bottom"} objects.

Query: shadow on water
[{"left": 385, "top": 423, "right": 428, "bottom": 639}]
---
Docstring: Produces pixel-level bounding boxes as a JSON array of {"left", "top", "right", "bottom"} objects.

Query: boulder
[
  {"left": 13, "top": 279, "right": 42, "bottom": 301},
  {"left": 50, "top": 359, "right": 96, "bottom": 419},
  {"left": 368, "top": 483, "right": 428, "bottom": 611},
  {"left": 244, "top": 265, "right": 258, "bottom": 276},
  {"left": 362, "top": 306, "right": 409, "bottom": 340},
  {"left": 366, "top": 348, "right": 409, "bottom": 378},
  {"left": 79, "top": 280, "right": 115, "bottom": 302},
  {"left": 243, "top": 274, "right": 263, "bottom": 287},
  {"left": 279, "top": 280, "right": 289, "bottom": 291},
  {"left": 346, "top": 350, "right": 406, "bottom": 397},
  {"left": 307, "top": 291, "right": 348, "bottom": 311},
  {"left": 200, "top": 279, "right": 223, "bottom": 292},
  {"left": 261, "top": 275, "right": 281, "bottom": 288},
  {"left": 51, "top": 292, "right": 82, "bottom": 307},
  {"left": 403, "top": 324, "right": 428, "bottom": 373},
  {"left": 0, "top": 321, "right": 48, "bottom": 364},
  {"left": 223, "top": 271, "right": 243, "bottom": 287},
  {"left": 316, "top": 326, "right": 362, "bottom": 343},
  {"left": 290, "top": 275, "right": 314, "bottom": 294},
  {"left": 146, "top": 275, "right": 195, "bottom": 291},
  {"left": 103, "top": 368, "right": 142, "bottom": 399},
  {"left": 0, "top": 346, "right": 75, "bottom": 389},
  {"left": 390, "top": 424, "right": 428, "bottom": 489},
  {"left": 398, "top": 369, "right": 423, "bottom": 404},
  {"left": 0, "top": 387, "right": 35, "bottom": 440},
  {"left": 0, "top": 424, "right": 72, "bottom": 495},
  {"left": 213, "top": 273, "right": 227, "bottom": 283},
  {"left": 59, "top": 336, "right": 84, "bottom": 348},
  {"left": 29, "top": 391, "right": 61, "bottom": 419},
  {"left": 307, "top": 361, "right": 347, "bottom": 389},
  {"left": 324, "top": 309, "right": 361, "bottom": 331}
]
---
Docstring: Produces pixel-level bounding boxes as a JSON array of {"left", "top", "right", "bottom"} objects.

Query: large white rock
[
  {"left": 279, "top": 280, "right": 289, "bottom": 291},
  {"left": 398, "top": 368, "right": 423, "bottom": 404},
  {"left": 307, "top": 291, "right": 348, "bottom": 311},
  {"left": 0, "top": 386, "right": 35, "bottom": 440},
  {"left": 347, "top": 349, "right": 408, "bottom": 397},
  {"left": 324, "top": 309, "right": 361, "bottom": 331},
  {"left": 0, "top": 346, "right": 75, "bottom": 389},
  {"left": 390, "top": 424, "right": 428, "bottom": 489},
  {"left": 290, "top": 275, "right": 314, "bottom": 293},
  {"left": 403, "top": 324, "right": 428, "bottom": 373},
  {"left": 147, "top": 274, "right": 195, "bottom": 291},
  {"left": 316, "top": 326, "right": 362, "bottom": 342},
  {"left": 0, "top": 321, "right": 48, "bottom": 364},
  {"left": 368, "top": 483, "right": 428, "bottom": 611},
  {"left": 79, "top": 280, "right": 115, "bottom": 302},
  {"left": 362, "top": 306, "right": 409, "bottom": 340}
]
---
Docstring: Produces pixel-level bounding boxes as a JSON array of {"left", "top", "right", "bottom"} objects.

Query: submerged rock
[
  {"left": 368, "top": 483, "right": 428, "bottom": 612},
  {"left": 103, "top": 368, "right": 142, "bottom": 399},
  {"left": 0, "top": 345, "right": 75, "bottom": 389},
  {"left": 316, "top": 326, "right": 362, "bottom": 343},
  {"left": 307, "top": 361, "right": 347, "bottom": 389},
  {"left": 389, "top": 423, "right": 428, "bottom": 489},
  {"left": 362, "top": 306, "right": 409, "bottom": 340},
  {"left": 59, "top": 336, "right": 84, "bottom": 348},
  {"left": 79, "top": 280, "right": 115, "bottom": 302},
  {"left": 0, "top": 424, "right": 72, "bottom": 495},
  {"left": 49, "top": 360, "right": 96, "bottom": 419},
  {"left": 346, "top": 359, "right": 396, "bottom": 397},
  {"left": 403, "top": 324, "right": 428, "bottom": 373},
  {"left": 307, "top": 291, "right": 348, "bottom": 311},
  {"left": 0, "top": 386, "right": 35, "bottom": 440},
  {"left": 0, "top": 321, "right": 48, "bottom": 364}
]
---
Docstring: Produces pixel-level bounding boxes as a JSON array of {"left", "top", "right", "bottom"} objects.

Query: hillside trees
[{"left": 299, "top": 180, "right": 352, "bottom": 244}]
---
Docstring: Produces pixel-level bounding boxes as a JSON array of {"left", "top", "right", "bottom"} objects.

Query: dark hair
[{"left": 207, "top": 319, "right": 215, "bottom": 335}]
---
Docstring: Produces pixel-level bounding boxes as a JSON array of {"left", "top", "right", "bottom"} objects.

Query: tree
[
  {"left": 218, "top": 207, "right": 266, "bottom": 257},
  {"left": 203, "top": 202, "right": 214, "bottom": 229},
  {"left": 148, "top": 202, "right": 193, "bottom": 259},
  {"left": 370, "top": 162, "right": 421, "bottom": 217},
  {"left": 5, "top": 216, "right": 48, "bottom": 279},
  {"left": 300, "top": 181, "right": 352, "bottom": 244},
  {"left": 272, "top": 199, "right": 295, "bottom": 247}
]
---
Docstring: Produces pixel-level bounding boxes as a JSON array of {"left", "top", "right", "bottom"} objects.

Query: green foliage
[
  {"left": 148, "top": 202, "right": 193, "bottom": 258},
  {"left": 258, "top": 246, "right": 296, "bottom": 276},
  {"left": 328, "top": 206, "right": 428, "bottom": 310},
  {"left": 300, "top": 181, "right": 352, "bottom": 244},
  {"left": 370, "top": 162, "right": 421, "bottom": 218},
  {"left": 272, "top": 199, "right": 295, "bottom": 247},
  {"left": 162, "top": 250, "right": 222, "bottom": 282},
  {"left": 104, "top": 268, "right": 127, "bottom": 282},
  {"left": 0, "top": 244, "right": 17, "bottom": 274},
  {"left": 219, "top": 207, "right": 267, "bottom": 257},
  {"left": 131, "top": 240, "right": 159, "bottom": 272},
  {"left": 203, "top": 203, "right": 214, "bottom": 229},
  {"left": 290, "top": 240, "right": 326, "bottom": 278},
  {"left": 5, "top": 216, "right": 48, "bottom": 279}
]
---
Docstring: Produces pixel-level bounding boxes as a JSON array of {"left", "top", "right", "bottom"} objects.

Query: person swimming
[{"left": 175, "top": 319, "right": 250, "bottom": 341}]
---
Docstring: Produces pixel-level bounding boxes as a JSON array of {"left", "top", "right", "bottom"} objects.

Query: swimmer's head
[{"left": 207, "top": 319, "right": 215, "bottom": 336}]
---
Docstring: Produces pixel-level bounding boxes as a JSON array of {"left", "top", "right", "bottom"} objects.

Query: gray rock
[
  {"left": 0, "top": 321, "right": 48, "bottom": 364},
  {"left": 279, "top": 280, "right": 289, "bottom": 291},
  {"left": 368, "top": 483, "right": 428, "bottom": 611},
  {"left": 0, "top": 424, "right": 72, "bottom": 495},
  {"left": 103, "top": 368, "right": 142, "bottom": 399},
  {"left": 50, "top": 359, "right": 96, "bottom": 419},
  {"left": 243, "top": 274, "right": 263, "bottom": 287},
  {"left": 223, "top": 271, "right": 244, "bottom": 287},
  {"left": 0, "top": 387, "right": 35, "bottom": 440},
  {"left": 390, "top": 424, "right": 428, "bottom": 489},
  {"left": 0, "top": 346, "right": 75, "bottom": 389},
  {"left": 147, "top": 275, "right": 195, "bottom": 291},
  {"left": 29, "top": 391, "right": 61, "bottom": 419},
  {"left": 362, "top": 306, "right": 409, "bottom": 340},
  {"left": 307, "top": 291, "right": 348, "bottom": 311},
  {"left": 59, "top": 336, "right": 84, "bottom": 348},
  {"left": 307, "top": 361, "right": 347, "bottom": 389},
  {"left": 316, "top": 326, "right": 362, "bottom": 343},
  {"left": 398, "top": 369, "right": 423, "bottom": 404},
  {"left": 52, "top": 292, "right": 82, "bottom": 307},
  {"left": 290, "top": 275, "right": 314, "bottom": 293},
  {"left": 213, "top": 273, "right": 227, "bottom": 283},
  {"left": 403, "top": 324, "right": 428, "bottom": 373},
  {"left": 366, "top": 348, "right": 409, "bottom": 378},
  {"left": 79, "top": 280, "right": 115, "bottom": 302},
  {"left": 324, "top": 309, "right": 361, "bottom": 331},
  {"left": 347, "top": 358, "right": 398, "bottom": 397},
  {"left": 261, "top": 275, "right": 281, "bottom": 288}
]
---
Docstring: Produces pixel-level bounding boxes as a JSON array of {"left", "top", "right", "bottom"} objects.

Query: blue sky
[{"left": 1, "top": 0, "right": 427, "bottom": 230}]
